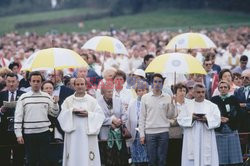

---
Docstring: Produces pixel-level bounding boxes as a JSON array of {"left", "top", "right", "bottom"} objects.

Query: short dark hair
[
  {"left": 74, "top": 77, "right": 87, "bottom": 86},
  {"left": 89, "top": 54, "right": 97, "bottom": 62},
  {"left": 203, "top": 57, "right": 211, "bottom": 65},
  {"left": 28, "top": 71, "right": 44, "bottom": 82},
  {"left": 41, "top": 80, "right": 54, "bottom": 91},
  {"left": 114, "top": 70, "right": 126, "bottom": 82},
  {"left": 232, "top": 72, "right": 241, "bottom": 81},
  {"left": 152, "top": 73, "right": 165, "bottom": 83},
  {"left": 173, "top": 82, "right": 188, "bottom": 94},
  {"left": 8, "top": 62, "right": 19, "bottom": 70},
  {"left": 5, "top": 72, "right": 18, "bottom": 80},
  {"left": 219, "top": 69, "right": 232, "bottom": 81},
  {"left": 143, "top": 54, "right": 154, "bottom": 63},
  {"left": 240, "top": 55, "right": 248, "bottom": 62}
]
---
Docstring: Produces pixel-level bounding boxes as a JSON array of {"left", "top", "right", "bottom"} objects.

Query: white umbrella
[{"left": 82, "top": 36, "right": 128, "bottom": 55}]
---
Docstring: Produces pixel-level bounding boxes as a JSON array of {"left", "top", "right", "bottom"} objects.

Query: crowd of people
[{"left": 0, "top": 26, "right": 250, "bottom": 166}]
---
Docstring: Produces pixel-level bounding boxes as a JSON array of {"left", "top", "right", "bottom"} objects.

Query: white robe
[
  {"left": 177, "top": 100, "right": 221, "bottom": 166},
  {"left": 58, "top": 94, "right": 105, "bottom": 166}
]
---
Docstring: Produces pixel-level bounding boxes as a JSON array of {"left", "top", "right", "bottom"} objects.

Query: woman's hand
[
  {"left": 53, "top": 96, "right": 59, "bottom": 103},
  {"left": 112, "top": 118, "right": 122, "bottom": 127}
]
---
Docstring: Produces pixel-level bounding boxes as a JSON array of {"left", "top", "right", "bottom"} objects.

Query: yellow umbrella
[
  {"left": 81, "top": 36, "right": 128, "bottom": 55},
  {"left": 145, "top": 53, "right": 206, "bottom": 75},
  {"left": 21, "top": 48, "right": 88, "bottom": 71},
  {"left": 165, "top": 32, "right": 216, "bottom": 50}
]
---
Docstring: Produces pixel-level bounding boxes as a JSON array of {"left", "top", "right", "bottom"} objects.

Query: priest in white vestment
[
  {"left": 177, "top": 83, "right": 221, "bottom": 166},
  {"left": 58, "top": 78, "right": 105, "bottom": 166}
]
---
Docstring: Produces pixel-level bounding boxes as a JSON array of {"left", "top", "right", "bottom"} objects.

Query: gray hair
[{"left": 193, "top": 83, "right": 205, "bottom": 90}]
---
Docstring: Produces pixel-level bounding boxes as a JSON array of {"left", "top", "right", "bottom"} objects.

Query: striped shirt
[{"left": 14, "top": 90, "right": 59, "bottom": 137}]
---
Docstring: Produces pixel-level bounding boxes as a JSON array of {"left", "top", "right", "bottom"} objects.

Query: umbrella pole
[
  {"left": 54, "top": 69, "right": 56, "bottom": 85},
  {"left": 174, "top": 71, "right": 176, "bottom": 86}
]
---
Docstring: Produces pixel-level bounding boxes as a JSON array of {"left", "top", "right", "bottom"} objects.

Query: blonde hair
[{"left": 0, "top": 67, "right": 12, "bottom": 77}]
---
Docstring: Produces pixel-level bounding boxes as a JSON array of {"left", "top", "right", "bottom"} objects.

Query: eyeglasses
[
  {"left": 205, "top": 63, "right": 212, "bottom": 66},
  {"left": 241, "top": 76, "right": 250, "bottom": 80},
  {"left": 219, "top": 86, "right": 228, "bottom": 89}
]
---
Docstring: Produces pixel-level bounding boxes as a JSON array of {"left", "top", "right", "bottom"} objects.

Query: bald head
[{"left": 242, "top": 69, "right": 250, "bottom": 77}]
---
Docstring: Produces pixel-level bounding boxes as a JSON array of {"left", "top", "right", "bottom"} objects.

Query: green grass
[
  {"left": 1, "top": 8, "right": 250, "bottom": 35},
  {"left": 0, "top": 7, "right": 107, "bottom": 35}
]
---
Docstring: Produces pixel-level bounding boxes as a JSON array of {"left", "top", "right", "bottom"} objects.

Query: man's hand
[
  {"left": 240, "top": 103, "right": 247, "bottom": 108},
  {"left": 73, "top": 108, "right": 88, "bottom": 117},
  {"left": 192, "top": 114, "right": 200, "bottom": 121},
  {"left": 198, "top": 115, "right": 207, "bottom": 123},
  {"left": 221, "top": 117, "right": 229, "bottom": 123},
  {"left": 193, "top": 114, "right": 207, "bottom": 123},
  {"left": 0, "top": 106, "right": 8, "bottom": 113},
  {"left": 17, "top": 136, "right": 24, "bottom": 144},
  {"left": 77, "top": 110, "right": 88, "bottom": 117},
  {"left": 140, "top": 137, "right": 145, "bottom": 145}
]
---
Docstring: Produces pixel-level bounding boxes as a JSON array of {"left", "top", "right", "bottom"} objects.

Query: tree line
[{"left": 0, "top": 0, "right": 250, "bottom": 17}]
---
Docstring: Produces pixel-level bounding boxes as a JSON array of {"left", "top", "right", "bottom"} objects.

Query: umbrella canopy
[
  {"left": 165, "top": 32, "right": 216, "bottom": 50},
  {"left": 21, "top": 48, "right": 88, "bottom": 71},
  {"left": 82, "top": 36, "right": 128, "bottom": 55},
  {"left": 145, "top": 53, "right": 206, "bottom": 75}
]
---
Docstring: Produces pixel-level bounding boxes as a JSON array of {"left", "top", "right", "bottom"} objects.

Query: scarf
[
  {"left": 104, "top": 97, "right": 113, "bottom": 110},
  {"left": 220, "top": 94, "right": 230, "bottom": 101},
  {"left": 107, "top": 128, "right": 122, "bottom": 150}
]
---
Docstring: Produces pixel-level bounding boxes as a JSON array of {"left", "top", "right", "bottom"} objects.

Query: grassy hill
[{"left": 0, "top": 8, "right": 250, "bottom": 35}]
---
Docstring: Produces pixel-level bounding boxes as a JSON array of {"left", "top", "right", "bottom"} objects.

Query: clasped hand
[
  {"left": 73, "top": 108, "right": 88, "bottom": 117},
  {"left": 192, "top": 114, "right": 207, "bottom": 123}
]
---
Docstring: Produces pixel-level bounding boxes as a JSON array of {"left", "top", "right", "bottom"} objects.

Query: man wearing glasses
[
  {"left": 203, "top": 58, "right": 219, "bottom": 100},
  {"left": 234, "top": 69, "right": 250, "bottom": 132},
  {"left": 139, "top": 73, "right": 175, "bottom": 166},
  {"left": 177, "top": 83, "right": 221, "bottom": 166}
]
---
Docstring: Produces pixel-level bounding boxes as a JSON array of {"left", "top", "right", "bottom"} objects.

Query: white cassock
[
  {"left": 177, "top": 99, "right": 221, "bottom": 166},
  {"left": 58, "top": 94, "right": 105, "bottom": 166}
]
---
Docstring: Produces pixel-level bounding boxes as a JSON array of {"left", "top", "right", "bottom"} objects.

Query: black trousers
[
  {"left": 0, "top": 132, "right": 25, "bottom": 166},
  {"left": 24, "top": 130, "right": 50, "bottom": 166}
]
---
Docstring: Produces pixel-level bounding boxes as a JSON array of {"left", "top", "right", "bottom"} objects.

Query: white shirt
[{"left": 8, "top": 91, "right": 17, "bottom": 101}]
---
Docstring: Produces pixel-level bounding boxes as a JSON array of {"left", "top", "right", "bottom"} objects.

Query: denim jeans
[{"left": 145, "top": 132, "right": 169, "bottom": 166}]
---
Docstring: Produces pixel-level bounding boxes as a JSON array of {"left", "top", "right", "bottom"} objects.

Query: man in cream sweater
[
  {"left": 139, "top": 73, "right": 175, "bottom": 166},
  {"left": 14, "top": 71, "right": 59, "bottom": 166}
]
